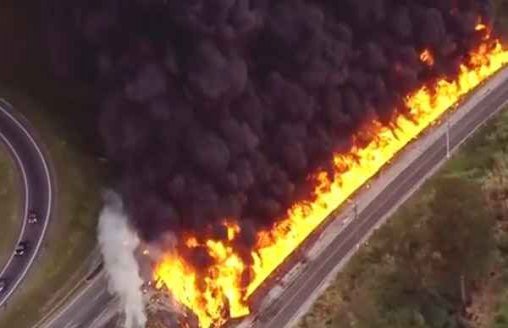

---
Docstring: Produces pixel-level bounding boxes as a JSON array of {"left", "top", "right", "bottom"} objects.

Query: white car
[
  {"left": 15, "top": 241, "right": 29, "bottom": 256},
  {"left": 28, "top": 211, "right": 38, "bottom": 224},
  {"left": 0, "top": 279, "right": 7, "bottom": 293}
]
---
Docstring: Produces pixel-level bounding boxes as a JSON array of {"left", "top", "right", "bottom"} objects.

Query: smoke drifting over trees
[{"left": 48, "top": 0, "right": 492, "bottom": 248}]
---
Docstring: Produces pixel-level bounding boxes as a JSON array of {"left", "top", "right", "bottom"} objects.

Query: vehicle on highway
[
  {"left": 0, "top": 279, "right": 7, "bottom": 293},
  {"left": 142, "top": 284, "right": 149, "bottom": 294},
  {"left": 85, "top": 262, "right": 103, "bottom": 282},
  {"left": 28, "top": 210, "right": 38, "bottom": 224},
  {"left": 15, "top": 241, "right": 29, "bottom": 257}
]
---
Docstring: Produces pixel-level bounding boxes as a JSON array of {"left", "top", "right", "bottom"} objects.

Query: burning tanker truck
[{"left": 46, "top": 0, "right": 508, "bottom": 327}]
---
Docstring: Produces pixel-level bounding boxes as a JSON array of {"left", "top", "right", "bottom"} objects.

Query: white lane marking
[
  {"left": 88, "top": 300, "right": 120, "bottom": 328},
  {"left": 32, "top": 249, "right": 101, "bottom": 326},
  {"left": 0, "top": 131, "right": 29, "bottom": 277},
  {"left": 38, "top": 272, "right": 108, "bottom": 328},
  {"left": 266, "top": 145, "right": 445, "bottom": 327},
  {"left": 265, "top": 79, "right": 508, "bottom": 328},
  {"left": 36, "top": 49, "right": 508, "bottom": 328},
  {"left": 63, "top": 322, "right": 78, "bottom": 328},
  {"left": 0, "top": 99, "right": 53, "bottom": 307}
]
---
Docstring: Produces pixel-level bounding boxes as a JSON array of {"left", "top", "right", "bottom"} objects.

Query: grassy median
[
  {"left": 0, "top": 3, "right": 106, "bottom": 326},
  {"left": 0, "top": 145, "right": 21, "bottom": 267},
  {"left": 0, "top": 88, "right": 105, "bottom": 327}
]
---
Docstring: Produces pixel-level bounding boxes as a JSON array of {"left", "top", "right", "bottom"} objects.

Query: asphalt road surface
[
  {"left": 42, "top": 68, "right": 508, "bottom": 328},
  {"left": 0, "top": 99, "right": 53, "bottom": 307},
  {"left": 253, "top": 73, "right": 508, "bottom": 328},
  {"left": 39, "top": 272, "right": 117, "bottom": 328}
]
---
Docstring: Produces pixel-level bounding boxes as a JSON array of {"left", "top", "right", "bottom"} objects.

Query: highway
[
  {"left": 40, "top": 67, "right": 508, "bottom": 328},
  {"left": 0, "top": 99, "right": 53, "bottom": 307},
  {"left": 250, "top": 69, "right": 508, "bottom": 328},
  {"left": 38, "top": 271, "right": 117, "bottom": 328}
]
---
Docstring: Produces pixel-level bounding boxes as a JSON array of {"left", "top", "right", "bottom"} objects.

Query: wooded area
[{"left": 298, "top": 107, "right": 508, "bottom": 328}]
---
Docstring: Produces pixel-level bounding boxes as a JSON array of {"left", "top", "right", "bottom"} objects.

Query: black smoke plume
[{"left": 47, "top": 0, "right": 493, "bottom": 249}]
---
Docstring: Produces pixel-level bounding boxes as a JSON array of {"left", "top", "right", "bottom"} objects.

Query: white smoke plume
[{"left": 98, "top": 191, "right": 147, "bottom": 328}]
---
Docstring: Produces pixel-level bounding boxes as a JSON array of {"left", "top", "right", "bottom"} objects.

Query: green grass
[
  {"left": 0, "top": 89, "right": 104, "bottom": 327},
  {"left": 493, "top": 291, "right": 508, "bottom": 328},
  {"left": 0, "top": 145, "right": 21, "bottom": 266},
  {"left": 490, "top": 244, "right": 508, "bottom": 327},
  {"left": 441, "top": 110, "right": 508, "bottom": 180},
  {"left": 0, "top": 3, "right": 108, "bottom": 326},
  {"left": 298, "top": 106, "right": 508, "bottom": 328}
]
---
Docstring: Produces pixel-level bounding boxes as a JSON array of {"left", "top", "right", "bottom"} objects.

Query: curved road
[{"left": 0, "top": 98, "right": 53, "bottom": 307}]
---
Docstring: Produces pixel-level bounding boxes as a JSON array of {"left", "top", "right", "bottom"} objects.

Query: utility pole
[
  {"left": 446, "top": 118, "right": 451, "bottom": 159},
  {"left": 460, "top": 274, "right": 467, "bottom": 305}
]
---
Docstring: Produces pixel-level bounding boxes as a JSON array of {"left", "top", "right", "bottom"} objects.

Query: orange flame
[
  {"left": 155, "top": 222, "right": 249, "bottom": 328},
  {"left": 420, "top": 49, "right": 435, "bottom": 66},
  {"left": 476, "top": 23, "right": 487, "bottom": 31},
  {"left": 154, "top": 34, "right": 508, "bottom": 327}
]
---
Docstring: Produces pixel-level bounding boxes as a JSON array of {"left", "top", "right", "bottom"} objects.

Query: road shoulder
[
  {"left": 0, "top": 88, "right": 103, "bottom": 328},
  {"left": 0, "top": 142, "right": 21, "bottom": 267}
]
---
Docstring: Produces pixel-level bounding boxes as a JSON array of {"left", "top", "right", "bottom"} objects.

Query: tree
[
  {"left": 483, "top": 153, "right": 508, "bottom": 221},
  {"left": 425, "top": 177, "right": 495, "bottom": 302}
]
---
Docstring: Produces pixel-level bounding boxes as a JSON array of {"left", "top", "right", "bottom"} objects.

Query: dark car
[
  {"left": 85, "top": 262, "right": 103, "bottom": 283},
  {"left": 0, "top": 279, "right": 7, "bottom": 293},
  {"left": 15, "top": 241, "right": 29, "bottom": 257},
  {"left": 27, "top": 211, "right": 38, "bottom": 224}
]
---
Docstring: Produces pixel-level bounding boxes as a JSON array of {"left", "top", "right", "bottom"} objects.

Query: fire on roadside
[{"left": 153, "top": 25, "right": 508, "bottom": 328}]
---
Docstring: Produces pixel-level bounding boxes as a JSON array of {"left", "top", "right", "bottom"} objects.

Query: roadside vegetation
[
  {"left": 299, "top": 5, "right": 508, "bottom": 327},
  {"left": 298, "top": 107, "right": 508, "bottom": 328},
  {"left": 0, "top": 146, "right": 20, "bottom": 266},
  {"left": 0, "top": 89, "right": 104, "bottom": 327},
  {"left": 0, "top": 2, "right": 105, "bottom": 327}
]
